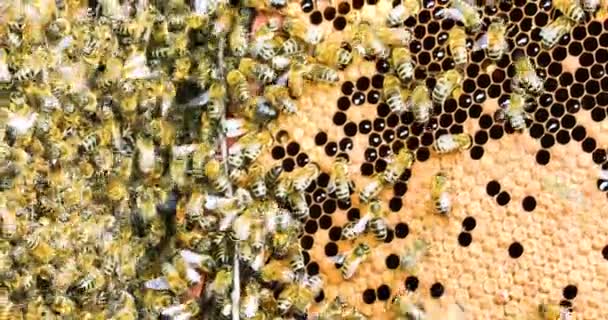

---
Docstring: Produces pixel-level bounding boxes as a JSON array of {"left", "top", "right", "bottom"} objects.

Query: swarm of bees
[{"left": 0, "top": 0, "right": 598, "bottom": 318}]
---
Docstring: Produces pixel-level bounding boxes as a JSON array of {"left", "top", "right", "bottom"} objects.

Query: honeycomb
[{"left": 254, "top": 0, "right": 608, "bottom": 319}]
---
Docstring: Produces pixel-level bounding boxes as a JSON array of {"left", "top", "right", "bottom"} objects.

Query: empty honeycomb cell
[
  {"left": 272, "top": 146, "right": 286, "bottom": 159},
  {"left": 361, "top": 163, "right": 374, "bottom": 176},
  {"left": 540, "top": 135, "right": 555, "bottom": 149},
  {"left": 382, "top": 130, "right": 396, "bottom": 144},
  {"left": 386, "top": 254, "right": 400, "bottom": 269},
  {"left": 591, "top": 108, "right": 606, "bottom": 122},
  {"left": 527, "top": 42, "right": 541, "bottom": 57},
  {"left": 337, "top": 96, "right": 351, "bottom": 111},
  {"left": 462, "top": 79, "right": 476, "bottom": 94},
  {"left": 416, "top": 148, "right": 430, "bottom": 162},
  {"left": 423, "top": 36, "right": 436, "bottom": 51},
  {"left": 536, "top": 149, "right": 551, "bottom": 165},
  {"left": 392, "top": 141, "right": 405, "bottom": 153},
  {"left": 559, "top": 73, "right": 575, "bottom": 88},
  {"left": 405, "top": 276, "right": 420, "bottom": 292},
  {"left": 337, "top": 1, "right": 350, "bottom": 14},
  {"left": 386, "top": 114, "right": 399, "bottom": 128},
  {"left": 375, "top": 59, "right": 390, "bottom": 74},
  {"left": 375, "top": 159, "right": 388, "bottom": 172},
  {"left": 508, "top": 242, "right": 524, "bottom": 258},
  {"left": 570, "top": 125, "right": 586, "bottom": 142},
  {"left": 373, "top": 119, "right": 386, "bottom": 132},
  {"left": 307, "top": 261, "right": 320, "bottom": 276},
  {"left": 310, "top": 204, "right": 322, "bottom": 219},
  {"left": 582, "top": 95, "right": 595, "bottom": 110},
  {"left": 301, "top": 235, "right": 314, "bottom": 250},
  {"left": 470, "top": 146, "right": 484, "bottom": 160},
  {"left": 534, "top": 109, "right": 549, "bottom": 123},
  {"left": 429, "top": 62, "right": 442, "bottom": 73},
  {"left": 502, "top": 79, "right": 514, "bottom": 93},
  {"left": 489, "top": 125, "right": 504, "bottom": 140},
  {"left": 556, "top": 130, "right": 570, "bottom": 145},
  {"left": 584, "top": 37, "right": 599, "bottom": 52},
  {"left": 580, "top": 53, "right": 595, "bottom": 67},
  {"left": 333, "top": 112, "right": 347, "bottom": 126},
  {"left": 389, "top": 197, "right": 403, "bottom": 212},
  {"left": 587, "top": 20, "right": 602, "bottom": 36},
  {"left": 365, "top": 148, "right": 378, "bottom": 162},
  {"left": 315, "top": 132, "right": 328, "bottom": 146},
  {"left": 282, "top": 158, "right": 296, "bottom": 172},
  {"left": 496, "top": 191, "right": 511, "bottom": 206},
  {"left": 323, "top": 199, "right": 337, "bottom": 214},
  {"left": 344, "top": 122, "right": 358, "bottom": 137},
  {"left": 598, "top": 179, "right": 608, "bottom": 191},
  {"left": 462, "top": 217, "right": 477, "bottom": 231},
  {"left": 419, "top": 52, "right": 432, "bottom": 65},
  {"left": 377, "top": 103, "right": 390, "bottom": 117},
  {"left": 323, "top": 6, "right": 337, "bottom": 20},
  {"left": 328, "top": 227, "right": 342, "bottom": 241},
  {"left": 562, "top": 285, "right": 578, "bottom": 300},
  {"left": 548, "top": 63, "right": 563, "bottom": 78},
  {"left": 342, "top": 81, "right": 355, "bottom": 95},
  {"left": 453, "top": 109, "right": 468, "bottom": 124},
  {"left": 419, "top": 132, "right": 433, "bottom": 146},
  {"left": 310, "top": 11, "right": 323, "bottom": 24},
  {"left": 406, "top": 137, "right": 420, "bottom": 150},
  {"left": 599, "top": 92, "right": 608, "bottom": 105},
  {"left": 449, "top": 124, "right": 464, "bottom": 134},
  {"left": 458, "top": 232, "right": 473, "bottom": 247},
  {"left": 582, "top": 137, "right": 598, "bottom": 153},
  {"left": 599, "top": 53, "right": 608, "bottom": 70},
  {"left": 305, "top": 220, "right": 319, "bottom": 234},
  {"left": 315, "top": 290, "right": 325, "bottom": 303},
  {"left": 363, "top": 289, "right": 376, "bottom": 304},
  {"left": 479, "top": 115, "right": 493, "bottom": 129},
  {"left": 592, "top": 149, "right": 607, "bottom": 164},
  {"left": 591, "top": 65, "right": 605, "bottom": 80},
  {"left": 332, "top": 16, "right": 346, "bottom": 30},
  {"left": 287, "top": 142, "right": 301, "bottom": 156},
  {"left": 568, "top": 41, "right": 583, "bottom": 56},
  {"left": 515, "top": 32, "right": 529, "bottom": 47},
  {"left": 430, "top": 282, "right": 445, "bottom": 298},
  {"left": 474, "top": 131, "right": 489, "bottom": 145},
  {"left": 487, "top": 180, "right": 501, "bottom": 197},
  {"left": 377, "top": 285, "right": 391, "bottom": 301},
  {"left": 317, "top": 173, "right": 330, "bottom": 188},
  {"left": 319, "top": 214, "right": 333, "bottom": 229}
]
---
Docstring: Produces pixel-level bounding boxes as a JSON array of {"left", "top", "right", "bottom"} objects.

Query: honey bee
[
  {"left": 387, "top": 0, "right": 421, "bottom": 26},
  {"left": 305, "top": 63, "right": 340, "bottom": 83},
  {"left": 368, "top": 200, "right": 389, "bottom": 241},
  {"left": 248, "top": 164, "right": 268, "bottom": 199},
  {"left": 582, "top": 0, "right": 600, "bottom": 13},
  {"left": 540, "top": 16, "right": 575, "bottom": 49},
  {"left": 25, "top": 231, "right": 55, "bottom": 263},
  {"left": 264, "top": 85, "right": 298, "bottom": 114},
  {"left": 383, "top": 75, "right": 408, "bottom": 114},
  {"left": 328, "top": 157, "right": 353, "bottom": 203},
  {"left": 283, "top": 17, "right": 324, "bottom": 45},
  {"left": 291, "top": 163, "right": 320, "bottom": 192},
  {"left": 392, "top": 295, "right": 427, "bottom": 320},
  {"left": 554, "top": 0, "right": 586, "bottom": 22},
  {"left": 260, "top": 259, "right": 297, "bottom": 284},
  {"left": 51, "top": 295, "right": 76, "bottom": 316},
  {"left": 239, "top": 57, "right": 277, "bottom": 84},
  {"left": 400, "top": 239, "right": 430, "bottom": 274},
  {"left": 432, "top": 133, "right": 472, "bottom": 154},
  {"left": 383, "top": 149, "right": 415, "bottom": 185},
  {"left": 230, "top": 17, "right": 249, "bottom": 57},
  {"left": 408, "top": 83, "right": 433, "bottom": 125},
  {"left": 440, "top": 0, "right": 484, "bottom": 33},
  {"left": 512, "top": 55, "right": 543, "bottom": 95},
  {"left": 499, "top": 92, "right": 531, "bottom": 131},
  {"left": 205, "top": 159, "right": 231, "bottom": 194},
  {"left": 341, "top": 214, "right": 371, "bottom": 241},
  {"left": 538, "top": 302, "right": 573, "bottom": 320},
  {"left": 207, "top": 82, "right": 227, "bottom": 121},
  {"left": 338, "top": 243, "right": 371, "bottom": 279},
  {"left": 226, "top": 69, "right": 251, "bottom": 103},
  {"left": 359, "top": 174, "right": 385, "bottom": 204},
  {"left": 432, "top": 69, "right": 463, "bottom": 106},
  {"left": 287, "top": 62, "right": 307, "bottom": 98},
  {"left": 431, "top": 171, "right": 451, "bottom": 215},
  {"left": 280, "top": 37, "right": 305, "bottom": 56},
  {"left": 474, "top": 17, "right": 510, "bottom": 60},
  {"left": 391, "top": 47, "right": 415, "bottom": 83},
  {"left": 448, "top": 26, "right": 468, "bottom": 66},
  {"left": 288, "top": 191, "right": 309, "bottom": 220},
  {"left": 206, "top": 267, "right": 233, "bottom": 305},
  {"left": 314, "top": 40, "right": 353, "bottom": 69}
]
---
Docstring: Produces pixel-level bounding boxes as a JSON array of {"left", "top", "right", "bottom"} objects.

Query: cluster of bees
[{"left": 0, "top": 0, "right": 601, "bottom": 318}]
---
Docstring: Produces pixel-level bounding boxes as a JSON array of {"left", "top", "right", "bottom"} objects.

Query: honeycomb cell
[
  {"left": 392, "top": 140, "right": 405, "bottom": 153},
  {"left": 571, "top": 126, "right": 586, "bottom": 141},
  {"left": 329, "top": 227, "right": 342, "bottom": 241},
  {"left": 508, "top": 242, "right": 524, "bottom": 258},
  {"left": 560, "top": 73, "right": 574, "bottom": 87},
  {"left": 333, "top": 112, "right": 347, "bottom": 126},
  {"left": 325, "top": 142, "right": 338, "bottom": 156},
  {"left": 363, "top": 289, "right": 376, "bottom": 304},
  {"left": 301, "top": 0, "right": 314, "bottom": 12},
  {"left": 534, "top": 109, "right": 549, "bottom": 123},
  {"left": 527, "top": 42, "right": 541, "bottom": 57},
  {"left": 377, "top": 285, "right": 391, "bottom": 301},
  {"left": 310, "top": 11, "right": 323, "bottom": 24},
  {"left": 379, "top": 145, "right": 392, "bottom": 157},
  {"left": 406, "top": 137, "right": 419, "bottom": 151},
  {"left": 386, "top": 254, "right": 400, "bottom": 269},
  {"left": 337, "top": 1, "right": 350, "bottom": 13},
  {"left": 367, "top": 90, "right": 381, "bottom": 104},
  {"left": 588, "top": 20, "right": 603, "bottom": 36},
  {"left": 591, "top": 108, "right": 606, "bottom": 122},
  {"left": 536, "top": 149, "right": 551, "bottom": 165},
  {"left": 430, "top": 282, "right": 445, "bottom": 298},
  {"left": 604, "top": 246, "right": 608, "bottom": 260},
  {"left": 509, "top": 7, "right": 523, "bottom": 22},
  {"left": 592, "top": 149, "right": 607, "bottom": 164},
  {"left": 373, "top": 118, "right": 386, "bottom": 132},
  {"left": 580, "top": 52, "right": 594, "bottom": 67},
  {"left": 307, "top": 262, "right": 320, "bottom": 276},
  {"left": 305, "top": 220, "right": 318, "bottom": 234},
  {"left": 323, "top": 6, "right": 336, "bottom": 20},
  {"left": 555, "top": 130, "right": 570, "bottom": 145},
  {"left": 332, "top": 16, "right": 346, "bottom": 30},
  {"left": 301, "top": 235, "right": 314, "bottom": 249},
  {"left": 389, "top": 197, "right": 403, "bottom": 212},
  {"left": 582, "top": 95, "right": 595, "bottom": 110},
  {"left": 369, "top": 133, "right": 382, "bottom": 147},
  {"left": 540, "top": 135, "right": 555, "bottom": 148},
  {"left": 496, "top": 191, "right": 511, "bottom": 206},
  {"left": 568, "top": 41, "right": 583, "bottom": 56},
  {"left": 282, "top": 158, "right": 296, "bottom": 172},
  {"left": 337, "top": 96, "right": 351, "bottom": 111},
  {"left": 386, "top": 114, "right": 399, "bottom": 127},
  {"left": 352, "top": 92, "right": 366, "bottom": 105},
  {"left": 458, "top": 232, "right": 472, "bottom": 247},
  {"left": 405, "top": 276, "right": 420, "bottom": 292},
  {"left": 375, "top": 159, "right": 387, "bottom": 172},
  {"left": 545, "top": 119, "right": 560, "bottom": 133},
  {"left": 315, "top": 290, "right": 325, "bottom": 303},
  {"left": 470, "top": 146, "right": 484, "bottom": 160},
  {"left": 489, "top": 125, "right": 504, "bottom": 140},
  {"left": 462, "top": 216, "right": 477, "bottom": 231},
  {"left": 309, "top": 205, "right": 323, "bottom": 220}
]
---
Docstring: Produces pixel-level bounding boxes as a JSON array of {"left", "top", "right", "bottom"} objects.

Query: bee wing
[
  {"left": 438, "top": 7, "right": 466, "bottom": 23},
  {"left": 144, "top": 277, "right": 171, "bottom": 291},
  {"left": 472, "top": 32, "right": 488, "bottom": 51},
  {"left": 182, "top": 91, "right": 210, "bottom": 109},
  {"left": 222, "top": 117, "right": 251, "bottom": 138}
]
